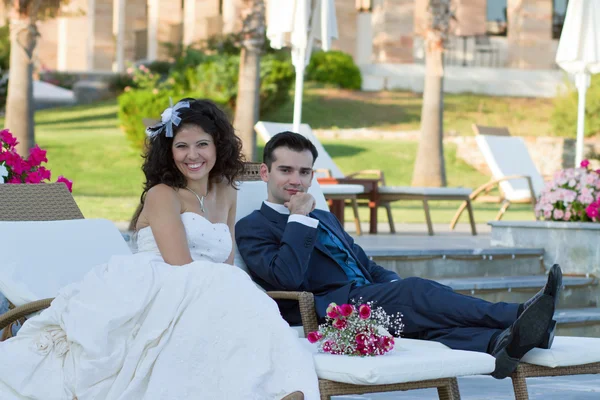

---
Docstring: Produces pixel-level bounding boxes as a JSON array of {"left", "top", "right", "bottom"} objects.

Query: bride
[{"left": 0, "top": 99, "right": 320, "bottom": 399}]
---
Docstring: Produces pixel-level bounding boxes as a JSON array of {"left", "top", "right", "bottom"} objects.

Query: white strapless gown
[{"left": 0, "top": 213, "right": 320, "bottom": 399}]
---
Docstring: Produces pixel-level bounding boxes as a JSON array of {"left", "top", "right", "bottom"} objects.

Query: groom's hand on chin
[{"left": 285, "top": 193, "right": 316, "bottom": 216}]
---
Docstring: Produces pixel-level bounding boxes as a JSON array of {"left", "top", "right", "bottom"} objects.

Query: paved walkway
[{"left": 334, "top": 375, "right": 600, "bottom": 399}]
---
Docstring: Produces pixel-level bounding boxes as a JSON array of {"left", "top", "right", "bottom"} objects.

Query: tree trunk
[
  {"left": 5, "top": 15, "right": 37, "bottom": 157},
  {"left": 234, "top": 44, "right": 260, "bottom": 161},
  {"left": 411, "top": 43, "right": 447, "bottom": 187}
]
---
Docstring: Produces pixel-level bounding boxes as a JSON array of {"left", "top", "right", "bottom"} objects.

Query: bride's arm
[
  {"left": 225, "top": 186, "right": 237, "bottom": 265},
  {"left": 144, "top": 184, "right": 194, "bottom": 266}
]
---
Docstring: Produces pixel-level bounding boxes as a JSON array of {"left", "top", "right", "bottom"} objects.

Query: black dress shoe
[
  {"left": 538, "top": 319, "right": 557, "bottom": 349},
  {"left": 523, "top": 264, "right": 563, "bottom": 312},
  {"left": 491, "top": 294, "right": 554, "bottom": 379}
]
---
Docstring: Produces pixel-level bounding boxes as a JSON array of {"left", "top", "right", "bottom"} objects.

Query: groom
[{"left": 235, "top": 131, "right": 562, "bottom": 379}]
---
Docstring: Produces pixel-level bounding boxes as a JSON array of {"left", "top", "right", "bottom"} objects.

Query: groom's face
[{"left": 261, "top": 147, "right": 314, "bottom": 204}]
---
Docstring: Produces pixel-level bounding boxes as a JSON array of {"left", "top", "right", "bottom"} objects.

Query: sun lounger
[
  {"left": 450, "top": 124, "right": 543, "bottom": 229},
  {"left": 236, "top": 162, "right": 600, "bottom": 400},
  {"left": 255, "top": 121, "right": 477, "bottom": 235}
]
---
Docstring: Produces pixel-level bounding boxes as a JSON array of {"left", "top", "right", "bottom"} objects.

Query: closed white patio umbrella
[
  {"left": 555, "top": 0, "right": 600, "bottom": 166},
  {"left": 266, "top": 0, "right": 338, "bottom": 132}
]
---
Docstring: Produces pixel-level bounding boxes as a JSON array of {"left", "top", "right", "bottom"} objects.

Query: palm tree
[
  {"left": 411, "top": 0, "right": 453, "bottom": 187},
  {"left": 4, "top": 0, "right": 65, "bottom": 156},
  {"left": 233, "top": 0, "right": 265, "bottom": 162}
]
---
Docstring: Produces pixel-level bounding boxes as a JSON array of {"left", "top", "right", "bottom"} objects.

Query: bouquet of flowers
[
  {"left": 0, "top": 129, "right": 72, "bottom": 191},
  {"left": 535, "top": 160, "right": 600, "bottom": 223},
  {"left": 307, "top": 301, "right": 403, "bottom": 357}
]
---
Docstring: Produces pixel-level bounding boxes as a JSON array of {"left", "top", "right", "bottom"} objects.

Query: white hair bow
[{"left": 146, "top": 98, "right": 190, "bottom": 138}]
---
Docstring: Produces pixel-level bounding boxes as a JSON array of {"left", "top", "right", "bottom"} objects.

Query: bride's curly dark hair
[{"left": 130, "top": 98, "right": 245, "bottom": 229}]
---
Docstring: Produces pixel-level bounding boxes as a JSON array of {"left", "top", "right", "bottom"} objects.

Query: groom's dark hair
[{"left": 263, "top": 131, "right": 318, "bottom": 170}]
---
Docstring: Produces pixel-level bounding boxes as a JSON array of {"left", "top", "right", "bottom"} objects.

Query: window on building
[
  {"left": 553, "top": 0, "right": 569, "bottom": 39},
  {"left": 486, "top": 0, "right": 507, "bottom": 36}
]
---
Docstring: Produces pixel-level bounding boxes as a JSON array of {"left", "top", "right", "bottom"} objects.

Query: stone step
[
  {"left": 555, "top": 308, "right": 600, "bottom": 338},
  {"left": 371, "top": 247, "right": 545, "bottom": 279},
  {"left": 437, "top": 275, "right": 600, "bottom": 309}
]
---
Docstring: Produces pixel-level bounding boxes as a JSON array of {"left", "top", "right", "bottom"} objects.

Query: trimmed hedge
[
  {"left": 306, "top": 50, "right": 362, "bottom": 90},
  {"left": 118, "top": 52, "right": 294, "bottom": 151},
  {"left": 552, "top": 74, "right": 600, "bottom": 138}
]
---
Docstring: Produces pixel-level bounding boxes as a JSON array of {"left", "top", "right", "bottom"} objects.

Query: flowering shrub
[
  {"left": 535, "top": 159, "right": 600, "bottom": 222},
  {"left": 307, "top": 302, "right": 403, "bottom": 357},
  {"left": 0, "top": 129, "right": 73, "bottom": 191}
]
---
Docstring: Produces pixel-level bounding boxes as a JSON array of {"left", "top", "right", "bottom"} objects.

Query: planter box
[{"left": 489, "top": 221, "right": 600, "bottom": 276}]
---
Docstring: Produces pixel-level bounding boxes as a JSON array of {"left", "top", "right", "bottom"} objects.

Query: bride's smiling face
[{"left": 172, "top": 124, "right": 217, "bottom": 184}]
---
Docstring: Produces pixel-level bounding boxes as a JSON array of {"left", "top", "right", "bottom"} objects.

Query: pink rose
[
  {"left": 339, "top": 304, "right": 354, "bottom": 317},
  {"left": 357, "top": 344, "right": 373, "bottom": 356},
  {"left": 56, "top": 176, "right": 73, "bottom": 192},
  {"left": 581, "top": 159, "right": 590, "bottom": 168},
  {"left": 563, "top": 211, "right": 572, "bottom": 221},
  {"left": 0, "top": 129, "right": 18, "bottom": 149},
  {"left": 27, "top": 145, "right": 48, "bottom": 167},
  {"left": 358, "top": 304, "right": 371, "bottom": 320},
  {"left": 355, "top": 333, "right": 368, "bottom": 345},
  {"left": 333, "top": 318, "right": 347, "bottom": 330},
  {"left": 326, "top": 303, "right": 339, "bottom": 319},
  {"left": 382, "top": 336, "right": 395, "bottom": 351},
  {"left": 307, "top": 331, "right": 323, "bottom": 344}
]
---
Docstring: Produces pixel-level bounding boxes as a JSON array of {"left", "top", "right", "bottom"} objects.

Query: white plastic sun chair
[
  {"left": 255, "top": 121, "right": 477, "bottom": 236},
  {"left": 234, "top": 163, "right": 495, "bottom": 399},
  {"left": 0, "top": 218, "right": 133, "bottom": 340},
  {"left": 450, "top": 124, "right": 544, "bottom": 229}
]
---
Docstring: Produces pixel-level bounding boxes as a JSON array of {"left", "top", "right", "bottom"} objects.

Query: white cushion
[
  {"left": 300, "top": 339, "right": 495, "bottom": 385},
  {"left": 476, "top": 135, "right": 545, "bottom": 200},
  {"left": 521, "top": 336, "right": 600, "bottom": 368},
  {"left": 379, "top": 335, "right": 600, "bottom": 369},
  {"left": 0, "top": 219, "right": 132, "bottom": 307},
  {"left": 255, "top": 121, "right": 346, "bottom": 179},
  {"left": 233, "top": 178, "right": 329, "bottom": 275},
  {"left": 321, "top": 184, "right": 364, "bottom": 195},
  {"left": 379, "top": 186, "right": 472, "bottom": 197}
]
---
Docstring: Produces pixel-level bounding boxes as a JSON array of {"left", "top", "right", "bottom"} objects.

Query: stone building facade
[{"left": 1, "top": 0, "right": 565, "bottom": 73}]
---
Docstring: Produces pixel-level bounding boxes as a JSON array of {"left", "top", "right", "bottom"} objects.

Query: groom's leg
[
  {"left": 411, "top": 326, "right": 503, "bottom": 353},
  {"left": 350, "top": 277, "right": 518, "bottom": 336}
]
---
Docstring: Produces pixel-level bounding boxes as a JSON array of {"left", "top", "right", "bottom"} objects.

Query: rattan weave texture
[
  {"left": 318, "top": 377, "right": 460, "bottom": 400},
  {"left": 0, "top": 183, "right": 84, "bottom": 221}
]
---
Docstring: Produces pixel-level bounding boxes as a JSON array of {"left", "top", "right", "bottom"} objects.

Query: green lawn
[
  {"left": 264, "top": 84, "right": 556, "bottom": 137},
  {"left": 9, "top": 87, "right": 544, "bottom": 224}
]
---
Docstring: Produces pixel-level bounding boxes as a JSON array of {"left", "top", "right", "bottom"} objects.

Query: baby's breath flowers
[{"left": 307, "top": 300, "right": 403, "bottom": 357}]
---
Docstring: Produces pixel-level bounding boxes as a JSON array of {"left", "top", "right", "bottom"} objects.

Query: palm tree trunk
[
  {"left": 233, "top": 0, "right": 265, "bottom": 162},
  {"left": 5, "top": 14, "right": 37, "bottom": 156},
  {"left": 234, "top": 44, "right": 260, "bottom": 161},
  {"left": 411, "top": 43, "right": 447, "bottom": 187}
]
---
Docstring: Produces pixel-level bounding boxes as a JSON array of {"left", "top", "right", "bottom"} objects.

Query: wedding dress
[{"left": 0, "top": 212, "right": 320, "bottom": 399}]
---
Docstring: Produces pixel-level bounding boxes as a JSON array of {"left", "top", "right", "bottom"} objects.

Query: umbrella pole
[
  {"left": 293, "top": 47, "right": 306, "bottom": 133},
  {"left": 574, "top": 73, "right": 590, "bottom": 167}
]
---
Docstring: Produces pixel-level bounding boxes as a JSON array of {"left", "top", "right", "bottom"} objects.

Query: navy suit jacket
[{"left": 235, "top": 203, "right": 399, "bottom": 325}]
